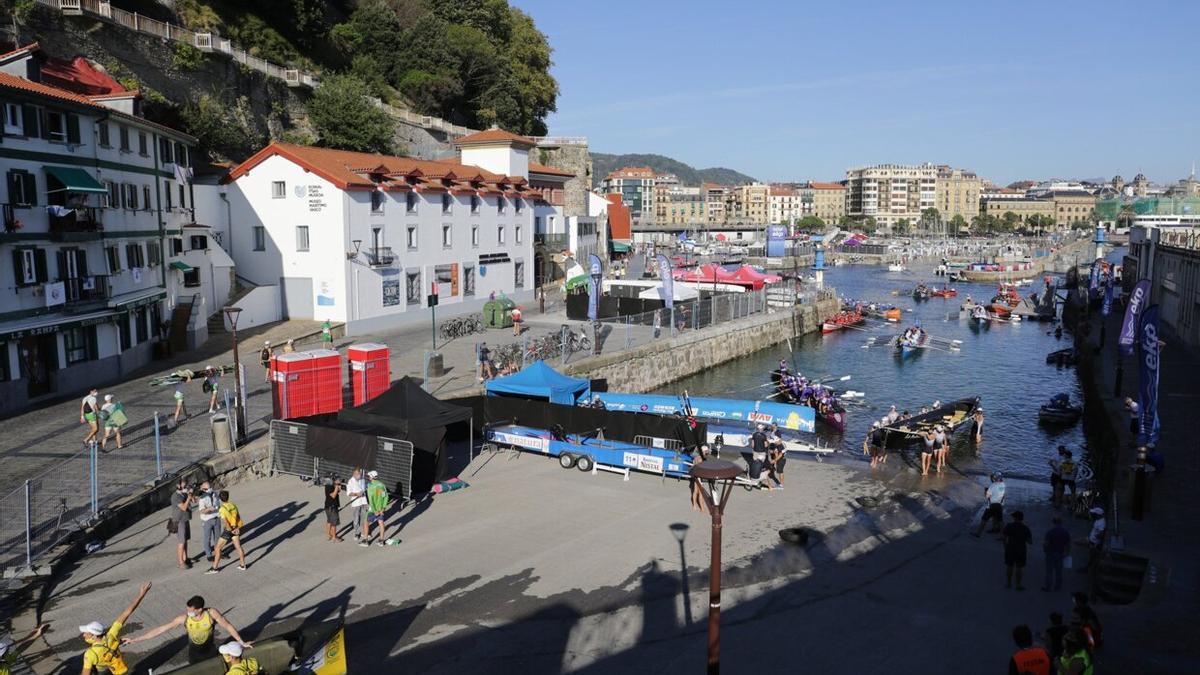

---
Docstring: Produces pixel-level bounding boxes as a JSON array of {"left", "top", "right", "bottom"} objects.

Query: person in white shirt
[
  {"left": 973, "top": 473, "right": 1007, "bottom": 536},
  {"left": 345, "top": 468, "right": 369, "bottom": 541},
  {"left": 197, "top": 482, "right": 222, "bottom": 562},
  {"left": 1085, "top": 506, "right": 1107, "bottom": 580},
  {"left": 1123, "top": 397, "right": 1139, "bottom": 434}
]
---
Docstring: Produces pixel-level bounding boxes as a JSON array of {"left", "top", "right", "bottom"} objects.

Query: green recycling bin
[{"left": 483, "top": 296, "right": 516, "bottom": 328}]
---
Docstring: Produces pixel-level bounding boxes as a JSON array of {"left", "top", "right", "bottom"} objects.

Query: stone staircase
[
  {"left": 1095, "top": 550, "right": 1149, "bottom": 604},
  {"left": 208, "top": 280, "right": 259, "bottom": 335}
]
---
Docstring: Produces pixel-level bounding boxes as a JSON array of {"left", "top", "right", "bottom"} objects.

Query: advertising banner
[
  {"left": 1138, "top": 304, "right": 1161, "bottom": 446},
  {"left": 1102, "top": 274, "right": 1114, "bottom": 316},
  {"left": 1118, "top": 279, "right": 1151, "bottom": 357},
  {"left": 655, "top": 254, "right": 674, "bottom": 310},
  {"left": 587, "top": 254, "right": 602, "bottom": 322}
]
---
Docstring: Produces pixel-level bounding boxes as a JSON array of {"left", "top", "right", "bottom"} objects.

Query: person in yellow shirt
[
  {"left": 207, "top": 491, "right": 247, "bottom": 573},
  {"left": 1, "top": 623, "right": 49, "bottom": 675},
  {"left": 218, "top": 642, "right": 260, "bottom": 675},
  {"left": 79, "top": 582, "right": 151, "bottom": 675},
  {"left": 120, "top": 595, "right": 252, "bottom": 664}
]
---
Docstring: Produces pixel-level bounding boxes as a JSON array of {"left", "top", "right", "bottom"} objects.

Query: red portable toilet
[
  {"left": 271, "top": 351, "right": 318, "bottom": 419},
  {"left": 348, "top": 343, "right": 391, "bottom": 405},
  {"left": 308, "top": 349, "right": 344, "bottom": 415}
]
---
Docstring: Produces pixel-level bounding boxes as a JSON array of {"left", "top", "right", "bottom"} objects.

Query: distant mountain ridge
[{"left": 591, "top": 153, "right": 756, "bottom": 188}]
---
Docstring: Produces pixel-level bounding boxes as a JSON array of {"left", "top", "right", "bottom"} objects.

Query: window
[
  {"left": 142, "top": 186, "right": 152, "bottom": 211},
  {"left": 12, "top": 248, "right": 45, "bottom": 286},
  {"left": 406, "top": 226, "right": 417, "bottom": 251},
  {"left": 371, "top": 190, "right": 384, "bottom": 213},
  {"left": 103, "top": 181, "right": 118, "bottom": 209},
  {"left": 159, "top": 137, "right": 173, "bottom": 164},
  {"left": 189, "top": 234, "right": 207, "bottom": 251},
  {"left": 253, "top": 226, "right": 265, "bottom": 251},
  {"left": 514, "top": 260, "right": 525, "bottom": 289},
  {"left": 164, "top": 181, "right": 173, "bottom": 210},
  {"left": 497, "top": 225, "right": 505, "bottom": 244},
  {"left": 106, "top": 246, "right": 121, "bottom": 273},
  {"left": 147, "top": 241, "right": 161, "bottom": 267},
  {"left": 45, "top": 110, "right": 66, "bottom": 142},
  {"left": 470, "top": 194, "right": 480, "bottom": 214},
  {"left": 135, "top": 307, "right": 149, "bottom": 343},
  {"left": 122, "top": 183, "right": 138, "bottom": 210},
  {"left": 516, "top": 225, "right": 522, "bottom": 244},
  {"left": 169, "top": 238, "right": 184, "bottom": 256},
  {"left": 497, "top": 197, "right": 506, "bottom": 214},
  {"left": 406, "top": 191, "right": 417, "bottom": 214},
  {"left": 125, "top": 243, "right": 145, "bottom": 268},
  {"left": 7, "top": 170, "right": 36, "bottom": 207},
  {"left": 271, "top": 181, "right": 286, "bottom": 199},
  {"left": 3, "top": 102, "right": 22, "bottom": 135},
  {"left": 64, "top": 326, "right": 96, "bottom": 364},
  {"left": 97, "top": 122, "right": 109, "bottom": 147},
  {"left": 514, "top": 198, "right": 523, "bottom": 214},
  {"left": 118, "top": 125, "right": 130, "bottom": 152},
  {"left": 137, "top": 131, "right": 148, "bottom": 156},
  {"left": 183, "top": 268, "right": 200, "bottom": 287},
  {"left": 405, "top": 270, "right": 421, "bottom": 306},
  {"left": 471, "top": 225, "right": 479, "bottom": 248},
  {"left": 463, "top": 264, "right": 475, "bottom": 296},
  {"left": 442, "top": 224, "right": 452, "bottom": 248},
  {"left": 178, "top": 183, "right": 186, "bottom": 208},
  {"left": 442, "top": 193, "right": 452, "bottom": 214},
  {"left": 296, "top": 225, "right": 310, "bottom": 252}
]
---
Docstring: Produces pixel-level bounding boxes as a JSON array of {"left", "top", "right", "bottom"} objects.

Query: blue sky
[{"left": 513, "top": 0, "right": 1199, "bottom": 185}]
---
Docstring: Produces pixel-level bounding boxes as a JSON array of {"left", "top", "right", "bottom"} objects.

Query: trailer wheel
[
  {"left": 576, "top": 455, "right": 594, "bottom": 472},
  {"left": 558, "top": 453, "right": 577, "bottom": 469}
]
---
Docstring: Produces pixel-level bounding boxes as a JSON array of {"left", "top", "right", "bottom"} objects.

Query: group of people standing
[
  {"left": 322, "top": 468, "right": 393, "bottom": 546},
  {"left": 1007, "top": 593, "right": 1103, "bottom": 675}
]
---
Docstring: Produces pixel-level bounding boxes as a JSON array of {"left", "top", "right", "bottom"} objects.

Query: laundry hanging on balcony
[{"left": 45, "top": 205, "right": 74, "bottom": 217}]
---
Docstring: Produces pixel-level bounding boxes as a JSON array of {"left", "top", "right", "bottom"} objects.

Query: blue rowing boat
[{"left": 592, "top": 391, "right": 816, "bottom": 433}]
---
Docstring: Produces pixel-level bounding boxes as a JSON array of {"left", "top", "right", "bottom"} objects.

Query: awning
[
  {"left": 169, "top": 261, "right": 193, "bottom": 271},
  {"left": 108, "top": 289, "right": 166, "bottom": 310},
  {"left": 0, "top": 309, "right": 118, "bottom": 342},
  {"left": 610, "top": 241, "right": 631, "bottom": 253},
  {"left": 43, "top": 166, "right": 107, "bottom": 194}
]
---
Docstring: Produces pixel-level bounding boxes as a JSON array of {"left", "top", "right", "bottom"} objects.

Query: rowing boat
[
  {"left": 894, "top": 330, "right": 929, "bottom": 359},
  {"left": 822, "top": 306, "right": 864, "bottom": 334},
  {"left": 769, "top": 369, "right": 846, "bottom": 432},
  {"left": 870, "top": 397, "right": 981, "bottom": 448}
]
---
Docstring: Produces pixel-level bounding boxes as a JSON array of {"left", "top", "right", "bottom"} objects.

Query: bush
[
  {"left": 172, "top": 43, "right": 206, "bottom": 72},
  {"left": 181, "top": 94, "right": 265, "bottom": 162},
  {"left": 307, "top": 74, "right": 395, "bottom": 155}
]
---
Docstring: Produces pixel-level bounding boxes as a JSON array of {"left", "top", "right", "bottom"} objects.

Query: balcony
[
  {"left": 535, "top": 233, "right": 570, "bottom": 250},
  {"left": 365, "top": 246, "right": 395, "bottom": 267},
  {"left": 49, "top": 207, "right": 103, "bottom": 240},
  {"left": 63, "top": 275, "right": 111, "bottom": 307}
]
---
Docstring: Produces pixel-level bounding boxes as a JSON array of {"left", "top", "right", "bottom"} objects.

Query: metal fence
[
  {"left": 0, "top": 409, "right": 195, "bottom": 575},
  {"left": 268, "top": 420, "right": 415, "bottom": 501}
]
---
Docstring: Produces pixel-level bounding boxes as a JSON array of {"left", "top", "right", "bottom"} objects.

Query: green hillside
[{"left": 591, "top": 152, "right": 756, "bottom": 188}]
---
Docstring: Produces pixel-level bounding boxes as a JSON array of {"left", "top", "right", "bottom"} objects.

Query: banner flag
[
  {"left": 1137, "top": 304, "right": 1161, "bottom": 446},
  {"left": 587, "top": 254, "right": 603, "bottom": 322},
  {"left": 1118, "top": 279, "right": 1151, "bottom": 357},
  {"left": 1102, "top": 274, "right": 1114, "bottom": 317},
  {"left": 656, "top": 254, "right": 674, "bottom": 309}
]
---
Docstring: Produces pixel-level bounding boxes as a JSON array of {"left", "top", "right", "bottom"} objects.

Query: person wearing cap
[
  {"left": 1084, "top": 506, "right": 1107, "bottom": 582},
  {"left": 321, "top": 319, "right": 333, "bottom": 346},
  {"left": 259, "top": 342, "right": 273, "bottom": 383},
  {"left": 363, "top": 470, "right": 390, "bottom": 546},
  {"left": 511, "top": 305, "right": 523, "bottom": 336},
  {"left": 207, "top": 490, "right": 247, "bottom": 573},
  {"left": 973, "top": 472, "right": 1007, "bottom": 537},
  {"left": 346, "top": 468, "right": 369, "bottom": 542},
  {"left": 218, "top": 641, "right": 260, "bottom": 674},
  {"left": 99, "top": 394, "right": 127, "bottom": 451},
  {"left": 203, "top": 366, "right": 220, "bottom": 414},
  {"left": 283, "top": 338, "right": 295, "bottom": 354},
  {"left": 0, "top": 623, "right": 48, "bottom": 675},
  {"left": 121, "top": 595, "right": 252, "bottom": 664},
  {"left": 80, "top": 582, "right": 151, "bottom": 675}
]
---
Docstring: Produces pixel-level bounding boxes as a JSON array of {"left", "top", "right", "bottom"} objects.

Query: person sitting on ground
[
  {"left": 79, "top": 582, "right": 152, "bottom": 675},
  {"left": 121, "top": 595, "right": 252, "bottom": 664}
]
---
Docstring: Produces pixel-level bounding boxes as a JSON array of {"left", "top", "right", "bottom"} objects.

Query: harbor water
[{"left": 657, "top": 256, "right": 1122, "bottom": 481}]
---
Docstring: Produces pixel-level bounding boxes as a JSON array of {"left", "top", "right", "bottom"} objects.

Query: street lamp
[
  {"left": 222, "top": 306, "right": 246, "bottom": 443},
  {"left": 689, "top": 458, "right": 742, "bottom": 675}
]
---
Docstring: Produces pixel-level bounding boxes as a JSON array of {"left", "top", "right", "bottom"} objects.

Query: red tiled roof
[
  {"left": 528, "top": 162, "right": 574, "bottom": 178},
  {"left": 769, "top": 186, "right": 795, "bottom": 196},
  {"left": 0, "top": 42, "right": 40, "bottom": 62},
  {"left": 807, "top": 181, "right": 845, "bottom": 190},
  {"left": 226, "top": 142, "right": 535, "bottom": 194},
  {"left": 453, "top": 128, "right": 536, "bottom": 147},
  {"left": 0, "top": 71, "right": 194, "bottom": 141}
]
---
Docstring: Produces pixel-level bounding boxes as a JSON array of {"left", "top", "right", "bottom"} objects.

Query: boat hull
[{"left": 870, "top": 397, "right": 981, "bottom": 449}]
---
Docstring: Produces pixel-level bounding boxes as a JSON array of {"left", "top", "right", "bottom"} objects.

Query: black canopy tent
[{"left": 300, "top": 377, "right": 473, "bottom": 493}]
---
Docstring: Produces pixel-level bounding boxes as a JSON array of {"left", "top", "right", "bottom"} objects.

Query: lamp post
[
  {"left": 222, "top": 306, "right": 246, "bottom": 443},
  {"left": 689, "top": 459, "right": 742, "bottom": 675}
]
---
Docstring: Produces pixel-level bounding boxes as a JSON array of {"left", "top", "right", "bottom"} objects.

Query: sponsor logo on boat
[
  {"left": 492, "top": 432, "right": 548, "bottom": 453},
  {"left": 748, "top": 412, "right": 774, "bottom": 423}
]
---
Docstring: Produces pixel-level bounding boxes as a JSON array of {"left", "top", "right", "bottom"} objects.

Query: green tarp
[{"left": 168, "top": 261, "right": 193, "bottom": 271}]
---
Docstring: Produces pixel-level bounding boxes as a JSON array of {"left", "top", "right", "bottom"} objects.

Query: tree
[
  {"left": 863, "top": 216, "right": 878, "bottom": 234},
  {"left": 949, "top": 214, "right": 967, "bottom": 237},
  {"left": 308, "top": 74, "right": 395, "bottom": 154},
  {"left": 894, "top": 218, "right": 911, "bottom": 235},
  {"left": 1001, "top": 211, "right": 1020, "bottom": 231},
  {"left": 920, "top": 207, "right": 941, "bottom": 235},
  {"left": 180, "top": 94, "right": 265, "bottom": 163},
  {"left": 838, "top": 215, "right": 856, "bottom": 229},
  {"left": 796, "top": 215, "right": 826, "bottom": 233}
]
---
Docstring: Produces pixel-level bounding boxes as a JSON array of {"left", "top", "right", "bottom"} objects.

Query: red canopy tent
[{"left": 672, "top": 263, "right": 758, "bottom": 289}]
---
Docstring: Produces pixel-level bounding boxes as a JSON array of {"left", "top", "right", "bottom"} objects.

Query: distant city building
[
  {"left": 703, "top": 183, "right": 729, "bottom": 224},
  {"left": 844, "top": 163, "right": 937, "bottom": 229},
  {"left": 799, "top": 182, "right": 846, "bottom": 224},
  {"left": 600, "top": 167, "right": 656, "bottom": 221},
  {"left": 658, "top": 186, "right": 706, "bottom": 226},
  {"left": 531, "top": 136, "right": 593, "bottom": 218},
  {"left": 768, "top": 184, "right": 802, "bottom": 224},
  {"left": 935, "top": 166, "right": 981, "bottom": 222},
  {"left": 733, "top": 183, "right": 770, "bottom": 223},
  {"left": 982, "top": 197, "right": 1056, "bottom": 223}
]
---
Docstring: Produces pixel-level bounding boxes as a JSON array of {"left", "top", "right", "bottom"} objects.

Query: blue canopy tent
[{"left": 484, "top": 360, "right": 591, "bottom": 405}]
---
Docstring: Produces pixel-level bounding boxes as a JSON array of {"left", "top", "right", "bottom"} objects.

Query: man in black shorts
[
  {"left": 973, "top": 472, "right": 1006, "bottom": 537},
  {"left": 767, "top": 426, "right": 787, "bottom": 488},
  {"left": 1002, "top": 510, "right": 1032, "bottom": 590}
]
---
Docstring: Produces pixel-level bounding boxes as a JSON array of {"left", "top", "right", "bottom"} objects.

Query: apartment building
[
  {"left": 1046, "top": 190, "right": 1097, "bottom": 227},
  {"left": 800, "top": 181, "right": 846, "bottom": 224},
  {"left": 223, "top": 129, "right": 539, "bottom": 335},
  {"left": 703, "top": 183, "right": 729, "bottom": 224},
  {"left": 935, "top": 166, "right": 981, "bottom": 222},
  {"left": 0, "top": 44, "right": 195, "bottom": 413},
  {"left": 768, "top": 185, "right": 802, "bottom": 224},
  {"left": 600, "top": 167, "right": 656, "bottom": 221},
  {"left": 658, "top": 186, "right": 706, "bottom": 226},
  {"left": 844, "top": 163, "right": 937, "bottom": 229},
  {"left": 731, "top": 183, "right": 770, "bottom": 223}
]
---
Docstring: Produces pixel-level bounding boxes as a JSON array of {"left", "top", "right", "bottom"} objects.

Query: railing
[
  {"left": 49, "top": 207, "right": 102, "bottom": 234},
  {"left": 531, "top": 136, "right": 589, "bottom": 146},
  {"left": 535, "top": 233, "right": 570, "bottom": 249},
  {"left": 63, "top": 275, "right": 111, "bottom": 304},
  {"left": 366, "top": 246, "right": 395, "bottom": 267}
]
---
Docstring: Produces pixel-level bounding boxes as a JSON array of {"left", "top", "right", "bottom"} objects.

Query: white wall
[
  {"left": 459, "top": 145, "right": 528, "bottom": 179},
  {"left": 227, "top": 284, "right": 281, "bottom": 330}
]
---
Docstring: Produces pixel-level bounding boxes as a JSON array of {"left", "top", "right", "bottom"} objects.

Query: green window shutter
[
  {"left": 10, "top": 249, "right": 22, "bottom": 286},
  {"left": 66, "top": 114, "right": 81, "bottom": 144},
  {"left": 56, "top": 250, "right": 67, "bottom": 279},
  {"left": 24, "top": 172, "right": 36, "bottom": 206},
  {"left": 6, "top": 170, "right": 18, "bottom": 205},
  {"left": 21, "top": 105, "right": 38, "bottom": 138},
  {"left": 33, "top": 248, "right": 48, "bottom": 283},
  {"left": 38, "top": 108, "right": 50, "bottom": 140}
]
